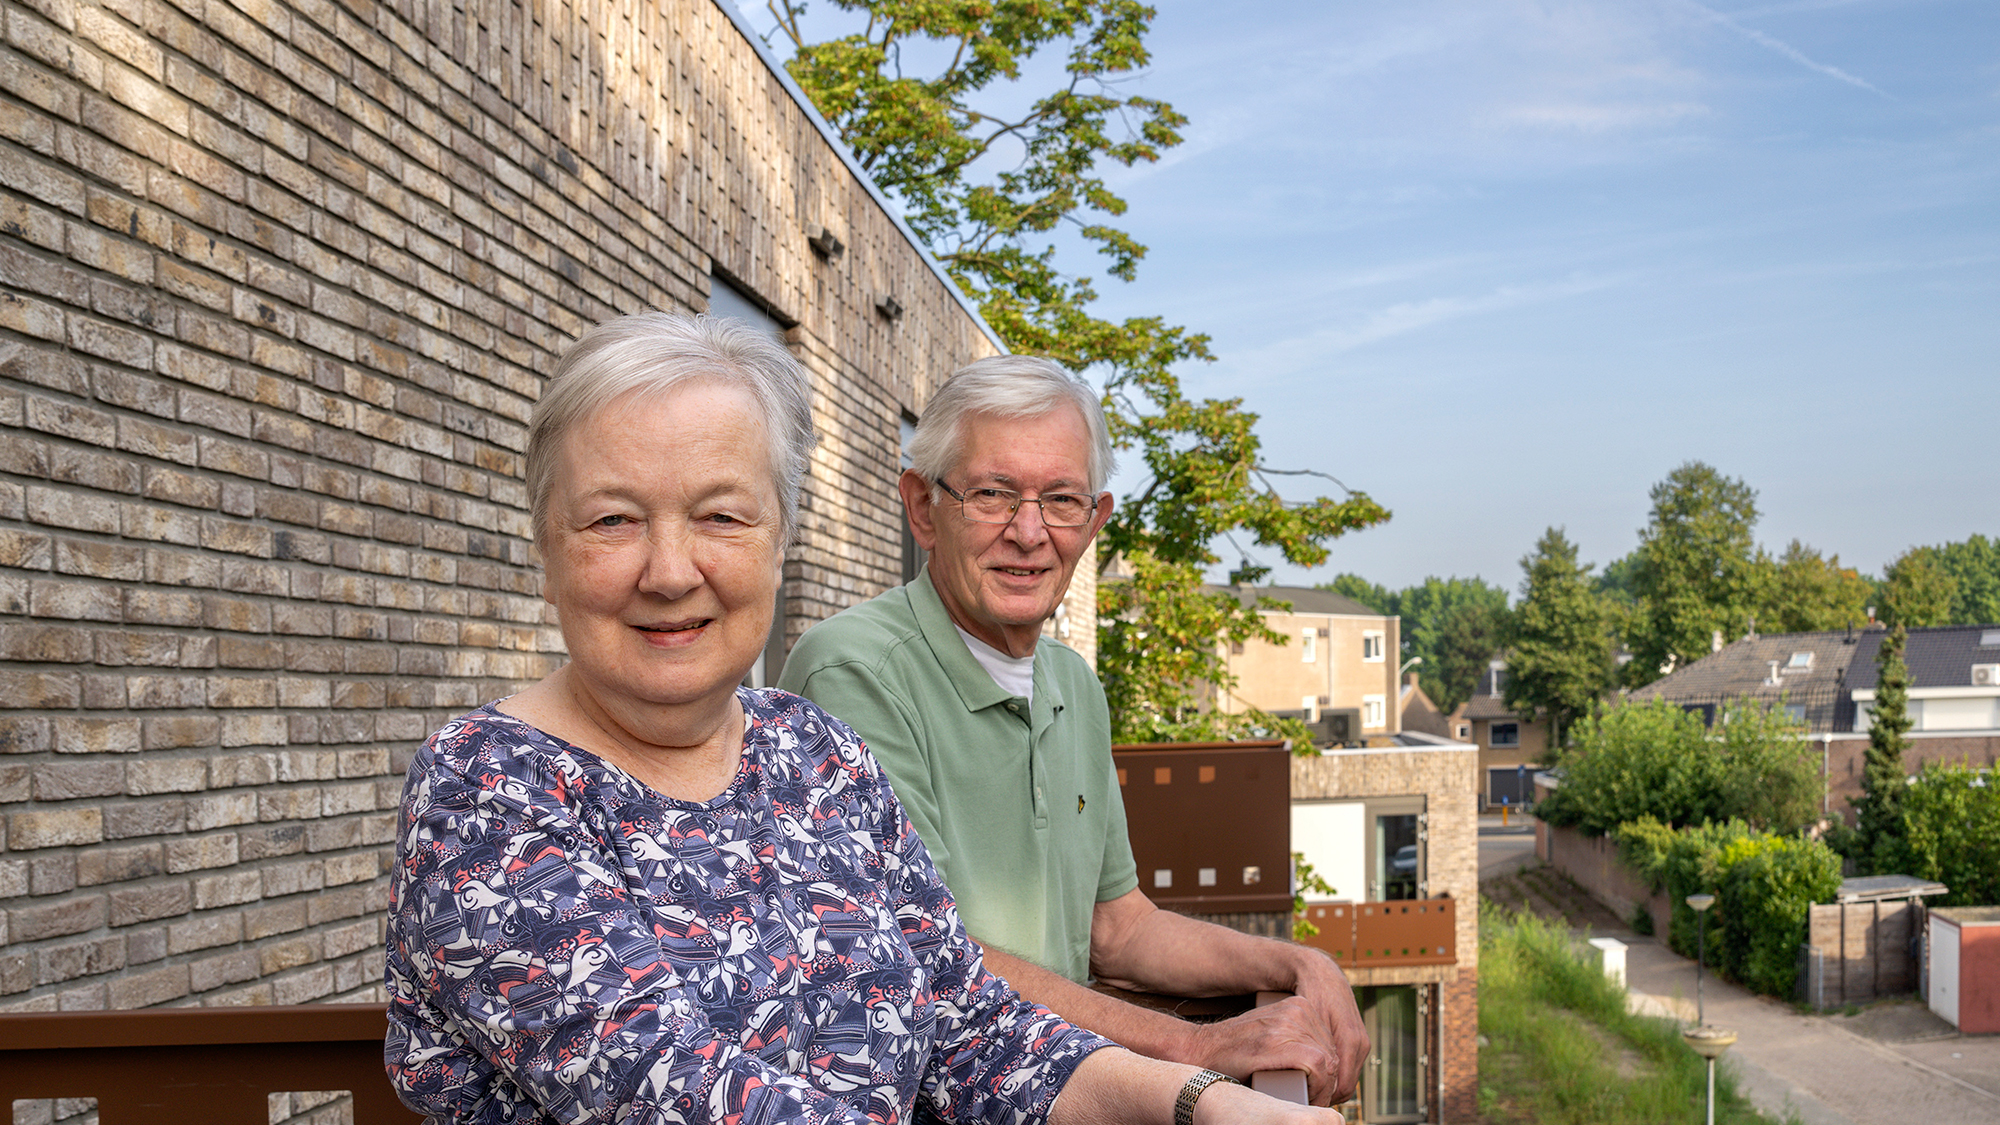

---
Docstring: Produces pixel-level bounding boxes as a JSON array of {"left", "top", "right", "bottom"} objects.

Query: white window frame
[
  {"left": 1301, "top": 627, "right": 1317, "bottom": 663},
  {"left": 1362, "top": 693, "right": 1386, "bottom": 728},
  {"left": 1362, "top": 630, "right": 1385, "bottom": 663}
]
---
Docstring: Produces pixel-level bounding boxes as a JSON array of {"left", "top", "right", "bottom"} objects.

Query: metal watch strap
[{"left": 1174, "top": 1069, "right": 1239, "bottom": 1125}]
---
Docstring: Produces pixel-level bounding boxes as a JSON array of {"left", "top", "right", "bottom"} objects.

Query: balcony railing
[
  {"left": 1295, "top": 897, "right": 1458, "bottom": 969},
  {"left": 0, "top": 1003, "right": 418, "bottom": 1125}
]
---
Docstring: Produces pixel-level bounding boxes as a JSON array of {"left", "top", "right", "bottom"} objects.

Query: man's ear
[
  {"left": 1086, "top": 491, "right": 1115, "bottom": 540},
  {"left": 899, "top": 470, "right": 939, "bottom": 552}
]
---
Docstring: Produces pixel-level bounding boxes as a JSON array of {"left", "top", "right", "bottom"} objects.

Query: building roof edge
[{"left": 709, "top": 0, "right": 1007, "bottom": 354}]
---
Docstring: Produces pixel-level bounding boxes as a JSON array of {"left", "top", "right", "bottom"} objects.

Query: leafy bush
[
  {"left": 1880, "top": 764, "right": 2000, "bottom": 907},
  {"left": 1715, "top": 835, "right": 1841, "bottom": 996},
  {"left": 1619, "top": 817, "right": 1757, "bottom": 968},
  {"left": 1538, "top": 699, "right": 1819, "bottom": 837},
  {"left": 1618, "top": 816, "right": 1840, "bottom": 997}
]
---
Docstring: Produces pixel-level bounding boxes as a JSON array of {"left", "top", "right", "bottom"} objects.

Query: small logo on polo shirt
[{"left": 1078, "top": 795, "right": 1086, "bottom": 813}]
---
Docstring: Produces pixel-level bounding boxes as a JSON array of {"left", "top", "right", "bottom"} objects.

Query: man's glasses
[{"left": 935, "top": 480, "right": 1099, "bottom": 527}]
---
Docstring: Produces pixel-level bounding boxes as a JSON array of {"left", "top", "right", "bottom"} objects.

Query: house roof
[
  {"left": 1628, "top": 628, "right": 1868, "bottom": 732},
  {"left": 1207, "top": 585, "right": 1386, "bottom": 617},
  {"left": 1846, "top": 624, "right": 2000, "bottom": 691}
]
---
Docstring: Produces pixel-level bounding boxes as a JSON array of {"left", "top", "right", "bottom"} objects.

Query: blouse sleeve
[
  {"left": 864, "top": 755, "right": 1114, "bottom": 1124},
  {"left": 386, "top": 742, "right": 873, "bottom": 1125}
]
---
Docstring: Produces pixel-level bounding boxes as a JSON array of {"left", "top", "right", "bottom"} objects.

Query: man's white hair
[{"left": 907, "top": 356, "right": 1114, "bottom": 493}]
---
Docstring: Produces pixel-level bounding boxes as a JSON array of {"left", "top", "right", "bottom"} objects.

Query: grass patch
[{"left": 1478, "top": 900, "right": 1793, "bottom": 1125}]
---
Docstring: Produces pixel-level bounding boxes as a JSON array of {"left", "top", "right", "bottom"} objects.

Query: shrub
[
  {"left": 1539, "top": 700, "right": 1819, "bottom": 837},
  {"left": 1880, "top": 764, "right": 2000, "bottom": 907},
  {"left": 1715, "top": 835, "right": 1842, "bottom": 996},
  {"left": 1618, "top": 816, "right": 1840, "bottom": 997}
]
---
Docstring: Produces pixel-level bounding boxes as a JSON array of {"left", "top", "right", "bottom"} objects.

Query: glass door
[{"left": 1361, "top": 986, "right": 1424, "bottom": 1123}]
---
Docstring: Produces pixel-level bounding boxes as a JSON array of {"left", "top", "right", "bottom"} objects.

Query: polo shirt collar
[{"left": 908, "top": 570, "right": 1067, "bottom": 715}]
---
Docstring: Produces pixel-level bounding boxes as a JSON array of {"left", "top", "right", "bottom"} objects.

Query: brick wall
[
  {"left": 1292, "top": 746, "right": 1479, "bottom": 1122},
  {"left": 0, "top": 0, "right": 997, "bottom": 1011}
]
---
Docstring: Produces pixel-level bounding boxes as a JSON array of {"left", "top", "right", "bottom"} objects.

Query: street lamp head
[{"left": 1686, "top": 893, "right": 1716, "bottom": 913}]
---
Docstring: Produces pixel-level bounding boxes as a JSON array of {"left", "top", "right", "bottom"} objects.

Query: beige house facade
[
  {"left": 1209, "top": 585, "right": 1404, "bottom": 741},
  {"left": 1449, "top": 661, "right": 1550, "bottom": 809},
  {"left": 0, "top": 0, "right": 1017, "bottom": 1014}
]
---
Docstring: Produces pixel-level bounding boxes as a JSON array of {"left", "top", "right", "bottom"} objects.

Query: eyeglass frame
[{"left": 933, "top": 479, "right": 1102, "bottom": 528}]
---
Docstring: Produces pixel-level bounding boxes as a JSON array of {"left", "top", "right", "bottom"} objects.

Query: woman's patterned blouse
[{"left": 385, "top": 688, "right": 1110, "bottom": 1125}]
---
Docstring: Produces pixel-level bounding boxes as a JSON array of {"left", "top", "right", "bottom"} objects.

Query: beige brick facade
[
  {"left": 1293, "top": 745, "right": 1479, "bottom": 1122},
  {"left": 0, "top": 0, "right": 1002, "bottom": 1011}
]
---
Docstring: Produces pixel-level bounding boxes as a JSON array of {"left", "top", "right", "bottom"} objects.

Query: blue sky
[
  {"left": 1072, "top": 0, "right": 1999, "bottom": 594},
  {"left": 757, "top": 0, "right": 1998, "bottom": 596}
]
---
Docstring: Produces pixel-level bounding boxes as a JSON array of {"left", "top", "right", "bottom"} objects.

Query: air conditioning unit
[{"left": 1973, "top": 664, "right": 2000, "bottom": 686}]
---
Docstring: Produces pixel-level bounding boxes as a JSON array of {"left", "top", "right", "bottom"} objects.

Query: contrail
[{"left": 1688, "top": 2, "right": 1889, "bottom": 96}]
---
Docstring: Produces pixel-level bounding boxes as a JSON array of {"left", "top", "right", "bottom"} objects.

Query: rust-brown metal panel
[{"left": 1113, "top": 742, "right": 1294, "bottom": 914}]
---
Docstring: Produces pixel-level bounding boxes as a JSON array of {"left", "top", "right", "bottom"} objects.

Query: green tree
[
  {"left": 1539, "top": 699, "right": 1818, "bottom": 837},
  {"left": 1504, "top": 529, "right": 1615, "bottom": 748},
  {"left": 1317, "top": 574, "right": 1510, "bottom": 714},
  {"left": 1879, "top": 549, "right": 1958, "bottom": 627},
  {"left": 1624, "top": 462, "right": 1772, "bottom": 687},
  {"left": 768, "top": 2, "right": 1391, "bottom": 742},
  {"left": 1322, "top": 573, "right": 1395, "bottom": 616},
  {"left": 1431, "top": 601, "right": 1511, "bottom": 716},
  {"left": 1853, "top": 624, "right": 1911, "bottom": 868},
  {"left": 1762, "top": 540, "right": 1872, "bottom": 633},
  {"left": 1880, "top": 763, "right": 2000, "bottom": 907},
  {"left": 1931, "top": 534, "right": 2000, "bottom": 624}
]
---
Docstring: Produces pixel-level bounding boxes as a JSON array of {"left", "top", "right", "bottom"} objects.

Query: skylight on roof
[
  {"left": 1787, "top": 652, "right": 1813, "bottom": 670},
  {"left": 1982, "top": 630, "right": 2000, "bottom": 648}
]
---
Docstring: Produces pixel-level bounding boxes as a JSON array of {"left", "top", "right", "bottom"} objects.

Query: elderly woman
[{"left": 385, "top": 312, "right": 1340, "bottom": 1125}]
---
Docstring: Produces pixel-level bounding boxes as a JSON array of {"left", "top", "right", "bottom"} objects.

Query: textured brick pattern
[
  {"left": 1292, "top": 746, "right": 1480, "bottom": 1121},
  {"left": 0, "top": 0, "right": 997, "bottom": 1010}
]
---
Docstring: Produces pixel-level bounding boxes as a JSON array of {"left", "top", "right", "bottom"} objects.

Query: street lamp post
[
  {"left": 1681, "top": 1025, "right": 1737, "bottom": 1125},
  {"left": 1686, "top": 893, "right": 1716, "bottom": 1026}
]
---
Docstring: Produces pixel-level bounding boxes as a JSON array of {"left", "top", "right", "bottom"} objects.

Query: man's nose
[{"left": 1002, "top": 498, "right": 1052, "bottom": 546}]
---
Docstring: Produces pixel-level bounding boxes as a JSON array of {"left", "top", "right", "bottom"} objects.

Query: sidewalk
[
  {"left": 1617, "top": 922, "right": 2000, "bottom": 1125},
  {"left": 1478, "top": 825, "right": 2000, "bottom": 1125}
]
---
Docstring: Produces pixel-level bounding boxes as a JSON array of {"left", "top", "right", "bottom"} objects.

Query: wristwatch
[{"left": 1174, "top": 1069, "right": 1241, "bottom": 1125}]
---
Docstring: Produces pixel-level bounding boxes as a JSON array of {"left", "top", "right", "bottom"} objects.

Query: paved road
[{"left": 1476, "top": 817, "right": 2000, "bottom": 1125}]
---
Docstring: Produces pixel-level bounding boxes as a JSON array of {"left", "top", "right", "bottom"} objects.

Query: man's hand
[
  {"left": 1087, "top": 891, "right": 1370, "bottom": 1108},
  {"left": 1160, "top": 950, "right": 1366, "bottom": 1106}
]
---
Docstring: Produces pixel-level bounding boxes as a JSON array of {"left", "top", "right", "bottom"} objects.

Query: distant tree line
[{"left": 1326, "top": 460, "right": 1998, "bottom": 745}]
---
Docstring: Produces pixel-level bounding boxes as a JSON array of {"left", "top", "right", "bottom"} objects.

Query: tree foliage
[
  {"left": 1879, "top": 763, "right": 2000, "bottom": 907},
  {"left": 1537, "top": 699, "right": 1819, "bottom": 838},
  {"left": 1852, "top": 624, "right": 1911, "bottom": 868},
  {"left": 1318, "top": 574, "right": 1511, "bottom": 714},
  {"left": 1879, "top": 549, "right": 1957, "bottom": 628},
  {"left": 1618, "top": 817, "right": 1840, "bottom": 999},
  {"left": 1624, "top": 462, "right": 1769, "bottom": 686},
  {"left": 769, "top": 1, "right": 1390, "bottom": 743},
  {"left": 1763, "top": 540, "right": 1872, "bottom": 633},
  {"left": 1504, "top": 528, "right": 1616, "bottom": 748}
]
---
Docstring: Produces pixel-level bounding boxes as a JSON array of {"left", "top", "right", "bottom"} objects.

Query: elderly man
[{"left": 779, "top": 356, "right": 1369, "bottom": 1106}]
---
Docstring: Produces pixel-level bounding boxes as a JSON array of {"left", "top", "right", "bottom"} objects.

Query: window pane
[{"left": 1375, "top": 812, "right": 1418, "bottom": 901}]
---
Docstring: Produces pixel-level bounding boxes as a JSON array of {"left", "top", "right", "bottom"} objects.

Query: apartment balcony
[{"left": 1296, "top": 898, "right": 1458, "bottom": 970}]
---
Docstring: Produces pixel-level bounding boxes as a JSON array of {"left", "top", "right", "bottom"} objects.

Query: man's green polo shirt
[{"left": 778, "top": 571, "right": 1139, "bottom": 983}]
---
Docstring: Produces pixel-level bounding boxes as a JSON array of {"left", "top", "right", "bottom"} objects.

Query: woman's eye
[
  {"left": 595, "top": 515, "right": 630, "bottom": 528},
  {"left": 705, "top": 512, "right": 740, "bottom": 525}
]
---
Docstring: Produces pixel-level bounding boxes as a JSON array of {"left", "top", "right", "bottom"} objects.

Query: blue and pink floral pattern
[{"left": 386, "top": 688, "right": 1108, "bottom": 1124}]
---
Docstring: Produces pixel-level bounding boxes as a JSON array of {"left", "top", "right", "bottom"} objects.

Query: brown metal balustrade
[
  {"left": 1297, "top": 897, "right": 1457, "bottom": 968},
  {"left": 0, "top": 1004, "right": 418, "bottom": 1125}
]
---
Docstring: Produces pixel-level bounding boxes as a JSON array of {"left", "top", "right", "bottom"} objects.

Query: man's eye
[
  {"left": 705, "top": 512, "right": 740, "bottom": 525},
  {"left": 595, "top": 515, "right": 630, "bottom": 528},
  {"left": 971, "top": 488, "right": 1014, "bottom": 501}
]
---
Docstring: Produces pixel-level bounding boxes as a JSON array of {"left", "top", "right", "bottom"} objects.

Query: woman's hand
[{"left": 1049, "top": 1048, "right": 1345, "bottom": 1125}]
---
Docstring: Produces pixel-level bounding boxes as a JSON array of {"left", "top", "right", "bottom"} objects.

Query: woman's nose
[{"left": 636, "top": 524, "right": 702, "bottom": 598}]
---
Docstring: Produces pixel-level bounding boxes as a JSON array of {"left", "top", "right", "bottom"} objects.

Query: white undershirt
[{"left": 954, "top": 625, "right": 1036, "bottom": 703}]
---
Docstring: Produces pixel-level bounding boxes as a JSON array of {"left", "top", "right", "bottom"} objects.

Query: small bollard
[{"left": 1588, "top": 937, "right": 1627, "bottom": 989}]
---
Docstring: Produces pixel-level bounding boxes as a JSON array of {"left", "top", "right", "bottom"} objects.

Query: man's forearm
[{"left": 977, "top": 942, "right": 1204, "bottom": 1065}]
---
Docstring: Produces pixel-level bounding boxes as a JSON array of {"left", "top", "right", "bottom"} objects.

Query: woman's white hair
[
  {"left": 907, "top": 355, "right": 1114, "bottom": 493},
  {"left": 527, "top": 311, "right": 818, "bottom": 544}
]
